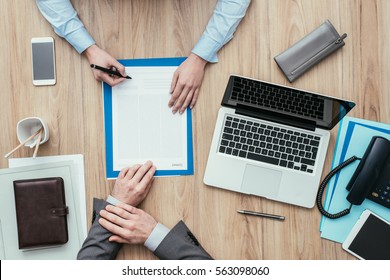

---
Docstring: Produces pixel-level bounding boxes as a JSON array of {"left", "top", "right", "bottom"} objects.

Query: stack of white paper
[{"left": 0, "top": 155, "right": 87, "bottom": 259}]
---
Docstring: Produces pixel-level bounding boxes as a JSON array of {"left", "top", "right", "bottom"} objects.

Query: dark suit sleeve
[
  {"left": 77, "top": 198, "right": 122, "bottom": 260},
  {"left": 153, "top": 220, "right": 213, "bottom": 260},
  {"left": 77, "top": 200, "right": 212, "bottom": 260}
]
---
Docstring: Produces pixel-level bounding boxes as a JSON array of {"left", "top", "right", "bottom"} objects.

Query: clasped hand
[
  {"left": 110, "top": 161, "right": 156, "bottom": 206},
  {"left": 99, "top": 161, "right": 158, "bottom": 245},
  {"left": 99, "top": 203, "right": 157, "bottom": 245}
]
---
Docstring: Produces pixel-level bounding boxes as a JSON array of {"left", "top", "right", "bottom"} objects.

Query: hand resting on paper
[
  {"left": 100, "top": 161, "right": 158, "bottom": 245},
  {"left": 110, "top": 160, "right": 157, "bottom": 207},
  {"left": 168, "top": 53, "right": 207, "bottom": 114}
]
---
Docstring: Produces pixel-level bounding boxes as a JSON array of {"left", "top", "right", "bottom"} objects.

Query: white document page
[{"left": 111, "top": 66, "right": 188, "bottom": 171}]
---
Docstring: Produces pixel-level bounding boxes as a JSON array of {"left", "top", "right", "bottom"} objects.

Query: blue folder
[{"left": 320, "top": 116, "right": 390, "bottom": 243}]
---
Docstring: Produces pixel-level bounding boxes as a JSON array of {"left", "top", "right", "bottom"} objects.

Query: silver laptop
[{"left": 204, "top": 75, "right": 355, "bottom": 208}]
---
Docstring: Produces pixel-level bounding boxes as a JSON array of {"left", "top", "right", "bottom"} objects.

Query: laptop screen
[{"left": 222, "top": 75, "right": 355, "bottom": 130}]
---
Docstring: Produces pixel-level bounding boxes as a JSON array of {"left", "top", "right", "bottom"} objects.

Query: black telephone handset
[
  {"left": 346, "top": 137, "right": 390, "bottom": 205},
  {"left": 317, "top": 136, "right": 390, "bottom": 219}
]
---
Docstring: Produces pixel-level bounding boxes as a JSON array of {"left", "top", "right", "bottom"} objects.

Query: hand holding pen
[
  {"left": 90, "top": 64, "right": 132, "bottom": 80},
  {"left": 84, "top": 44, "right": 129, "bottom": 87}
]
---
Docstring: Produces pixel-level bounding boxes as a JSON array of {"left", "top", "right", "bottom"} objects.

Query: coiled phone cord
[{"left": 316, "top": 155, "right": 360, "bottom": 219}]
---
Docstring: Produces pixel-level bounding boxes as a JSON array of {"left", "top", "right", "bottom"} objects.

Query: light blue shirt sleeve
[
  {"left": 35, "top": 0, "right": 95, "bottom": 54},
  {"left": 106, "top": 195, "right": 169, "bottom": 252},
  {"left": 192, "top": 0, "right": 251, "bottom": 63}
]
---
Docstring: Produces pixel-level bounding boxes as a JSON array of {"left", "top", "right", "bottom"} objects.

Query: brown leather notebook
[{"left": 13, "top": 177, "right": 69, "bottom": 249}]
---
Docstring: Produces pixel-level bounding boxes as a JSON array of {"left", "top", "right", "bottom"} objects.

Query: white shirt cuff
[
  {"left": 106, "top": 195, "right": 122, "bottom": 206},
  {"left": 144, "top": 223, "right": 170, "bottom": 252}
]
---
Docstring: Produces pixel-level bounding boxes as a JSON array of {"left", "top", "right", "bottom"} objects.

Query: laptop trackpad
[{"left": 241, "top": 164, "right": 282, "bottom": 198}]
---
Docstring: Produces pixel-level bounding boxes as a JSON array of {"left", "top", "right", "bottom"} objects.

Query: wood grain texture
[{"left": 1, "top": 0, "right": 389, "bottom": 260}]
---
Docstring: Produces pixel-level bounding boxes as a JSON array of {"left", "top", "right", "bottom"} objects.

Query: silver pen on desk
[{"left": 237, "top": 210, "right": 285, "bottom": 221}]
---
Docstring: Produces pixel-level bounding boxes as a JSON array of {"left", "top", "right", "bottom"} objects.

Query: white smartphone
[
  {"left": 342, "top": 209, "right": 390, "bottom": 260},
  {"left": 31, "top": 37, "right": 56, "bottom": 86}
]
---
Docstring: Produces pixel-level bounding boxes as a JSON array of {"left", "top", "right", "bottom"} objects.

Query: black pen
[
  {"left": 237, "top": 210, "right": 285, "bottom": 221},
  {"left": 90, "top": 64, "right": 132, "bottom": 79}
]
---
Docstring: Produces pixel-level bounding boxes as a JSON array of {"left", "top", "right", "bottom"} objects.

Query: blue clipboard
[{"left": 102, "top": 57, "right": 194, "bottom": 178}]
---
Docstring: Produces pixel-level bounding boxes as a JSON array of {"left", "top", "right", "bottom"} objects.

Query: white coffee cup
[{"left": 16, "top": 117, "right": 49, "bottom": 148}]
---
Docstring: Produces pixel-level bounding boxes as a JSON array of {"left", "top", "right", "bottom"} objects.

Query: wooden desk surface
[{"left": 1, "top": 0, "right": 389, "bottom": 260}]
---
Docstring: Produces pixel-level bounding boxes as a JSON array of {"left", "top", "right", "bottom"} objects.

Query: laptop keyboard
[
  {"left": 230, "top": 76, "right": 325, "bottom": 120},
  {"left": 218, "top": 115, "right": 321, "bottom": 173}
]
